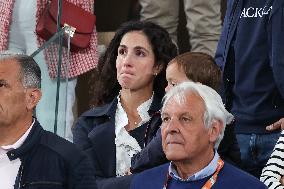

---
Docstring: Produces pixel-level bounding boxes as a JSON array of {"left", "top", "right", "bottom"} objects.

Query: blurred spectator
[
  {"left": 215, "top": 0, "right": 284, "bottom": 177},
  {"left": 0, "top": 0, "right": 99, "bottom": 141},
  {"left": 139, "top": 0, "right": 222, "bottom": 56},
  {"left": 73, "top": 21, "right": 177, "bottom": 189},
  {"left": 0, "top": 54, "right": 96, "bottom": 189}
]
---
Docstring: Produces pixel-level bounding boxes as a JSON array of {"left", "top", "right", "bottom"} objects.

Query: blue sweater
[
  {"left": 231, "top": 0, "right": 284, "bottom": 133},
  {"left": 215, "top": 0, "right": 284, "bottom": 134},
  {"left": 130, "top": 162, "right": 267, "bottom": 189}
]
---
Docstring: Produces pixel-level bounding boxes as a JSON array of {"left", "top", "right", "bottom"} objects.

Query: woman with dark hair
[
  {"left": 90, "top": 21, "right": 176, "bottom": 107},
  {"left": 73, "top": 21, "right": 177, "bottom": 188}
]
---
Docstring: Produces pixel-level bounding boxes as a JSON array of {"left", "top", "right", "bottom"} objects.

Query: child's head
[{"left": 165, "top": 52, "right": 221, "bottom": 92}]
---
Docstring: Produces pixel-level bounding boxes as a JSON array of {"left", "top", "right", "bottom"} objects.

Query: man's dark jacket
[{"left": 8, "top": 119, "right": 97, "bottom": 189}]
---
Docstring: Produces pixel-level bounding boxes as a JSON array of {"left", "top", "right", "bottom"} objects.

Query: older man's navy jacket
[{"left": 130, "top": 162, "right": 267, "bottom": 189}]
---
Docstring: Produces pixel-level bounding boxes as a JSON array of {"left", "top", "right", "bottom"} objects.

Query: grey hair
[
  {"left": 0, "top": 53, "right": 41, "bottom": 89},
  {"left": 162, "top": 81, "right": 234, "bottom": 149}
]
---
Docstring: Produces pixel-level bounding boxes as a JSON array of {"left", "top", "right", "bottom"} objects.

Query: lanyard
[{"left": 162, "top": 158, "right": 224, "bottom": 189}]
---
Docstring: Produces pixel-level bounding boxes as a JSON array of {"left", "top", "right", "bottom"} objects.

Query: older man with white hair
[{"left": 130, "top": 81, "right": 266, "bottom": 189}]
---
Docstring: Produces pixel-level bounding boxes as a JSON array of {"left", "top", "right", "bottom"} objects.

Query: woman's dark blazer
[{"left": 73, "top": 94, "right": 162, "bottom": 189}]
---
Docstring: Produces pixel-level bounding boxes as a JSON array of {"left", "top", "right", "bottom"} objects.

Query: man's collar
[
  {"left": 6, "top": 118, "right": 43, "bottom": 161},
  {"left": 169, "top": 151, "right": 220, "bottom": 182}
]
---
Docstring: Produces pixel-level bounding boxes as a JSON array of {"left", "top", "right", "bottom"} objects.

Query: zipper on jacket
[
  {"left": 22, "top": 181, "right": 64, "bottom": 188},
  {"left": 16, "top": 163, "right": 24, "bottom": 189}
]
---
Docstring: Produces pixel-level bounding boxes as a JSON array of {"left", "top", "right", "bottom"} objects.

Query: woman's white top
[{"left": 115, "top": 94, "right": 153, "bottom": 177}]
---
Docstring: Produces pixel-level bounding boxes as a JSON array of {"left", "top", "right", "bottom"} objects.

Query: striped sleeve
[{"left": 260, "top": 130, "right": 284, "bottom": 189}]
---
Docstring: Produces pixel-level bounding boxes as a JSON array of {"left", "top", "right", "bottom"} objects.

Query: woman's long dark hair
[{"left": 90, "top": 21, "right": 178, "bottom": 107}]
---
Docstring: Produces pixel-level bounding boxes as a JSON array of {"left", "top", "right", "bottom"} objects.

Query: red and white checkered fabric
[
  {"left": 0, "top": 0, "right": 14, "bottom": 52},
  {"left": 0, "top": 0, "right": 99, "bottom": 79}
]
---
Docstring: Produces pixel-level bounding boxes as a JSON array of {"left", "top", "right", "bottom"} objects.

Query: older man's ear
[
  {"left": 208, "top": 120, "right": 223, "bottom": 144},
  {"left": 25, "top": 88, "right": 42, "bottom": 111}
]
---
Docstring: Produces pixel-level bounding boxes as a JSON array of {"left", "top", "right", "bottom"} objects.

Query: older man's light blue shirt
[{"left": 169, "top": 152, "right": 220, "bottom": 182}]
